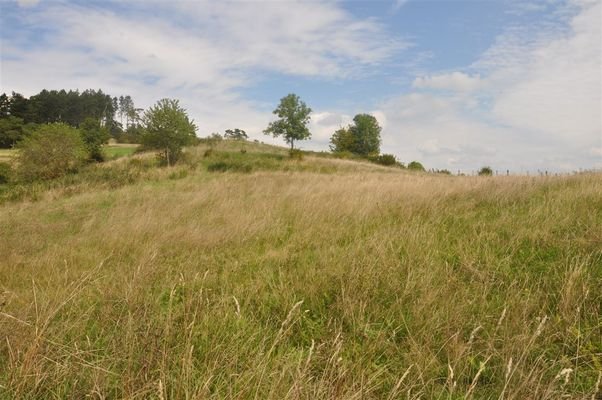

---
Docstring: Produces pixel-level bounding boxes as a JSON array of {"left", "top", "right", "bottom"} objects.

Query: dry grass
[
  {"left": 0, "top": 145, "right": 601, "bottom": 399},
  {"left": 0, "top": 149, "right": 16, "bottom": 164}
]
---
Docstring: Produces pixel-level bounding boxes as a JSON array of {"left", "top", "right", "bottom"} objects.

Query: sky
[{"left": 1, "top": 0, "right": 601, "bottom": 173}]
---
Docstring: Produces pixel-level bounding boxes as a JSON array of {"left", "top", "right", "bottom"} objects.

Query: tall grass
[{"left": 0, "top": 145, "right": 600, "bottom": 398}]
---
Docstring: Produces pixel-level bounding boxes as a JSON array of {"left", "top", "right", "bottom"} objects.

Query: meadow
[{"left": 0, "top": 142, "right": 600, "bottom": 399}]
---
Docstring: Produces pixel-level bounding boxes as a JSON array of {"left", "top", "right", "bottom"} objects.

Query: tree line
[
  {"left": 0, "top": 90, "right": 146, "bottom": 148},
  {"left": 1, "top": 89, "right": 441, "bottom": 185}
]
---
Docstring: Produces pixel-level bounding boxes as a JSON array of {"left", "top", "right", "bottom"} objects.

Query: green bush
[
  {"left": 478, "top": 166, "right": 493, "bottom": 176},
  {"left": 0, "top": 162, "right": 13, "bottom": 184},
  {"left": 371, "top": 153, "right": 397, "bottom": 166},
  {"left": 408, "top": 161, "right": 425, "bottom": 171},
  {"left": 80, "top": 117, "right": 110, "bottom": 162},
  {"left": 17, "top": 123, "right": 87, "bottom": 181}
]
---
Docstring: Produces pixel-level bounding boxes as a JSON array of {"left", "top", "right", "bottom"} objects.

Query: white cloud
[
  {"left": 412, "top": 72, "right": 483, "bottom": 92},
  {"left": 308, "top": 112, "right": 353, "bottom": 146},
  {"left": 380, "top": 0, "right": 601, "bottom": 172},
  {"left": 490, "top": 1, "right": 601, "bottom": 146},
  {"left": 0, "top": 1, "right": 403, "bottom": 139}
]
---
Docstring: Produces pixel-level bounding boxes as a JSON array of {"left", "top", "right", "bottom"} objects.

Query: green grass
[
  {"left": 103, "top": 144, "right": 139, "bottom": 160},
  {"left": 0, "top": 142, "right": 600, "bottom": 399}
]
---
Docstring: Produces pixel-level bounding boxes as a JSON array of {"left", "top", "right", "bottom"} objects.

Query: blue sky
[{"left": 1, "top": 0, "right": 600, "bottom": 172}]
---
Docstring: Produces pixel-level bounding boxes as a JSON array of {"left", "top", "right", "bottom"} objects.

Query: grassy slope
[{"left": 0, "top": 142, "right": 601, "bottom": 399}]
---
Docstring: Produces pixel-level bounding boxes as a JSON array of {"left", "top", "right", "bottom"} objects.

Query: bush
[
  {"left": 80, "top": 117, "right": 110, "bottom": 162},
  {"left": 0, "top": 162, "right": 13, "bottom": 184},
  {"left": 371, "top": 153, "right": 397, "bottom": 166},
  {"left": 142, "top": 98, "right": 196, "bottom": 166},
  {"left": 408, "top": 161, "right": 425, "bottom": 171},
  {"left": 478, "top": 166, "right": 493, "bottom": 176},
  {"left": 17, "top": 123, "right": 87, "bottom": 181}
]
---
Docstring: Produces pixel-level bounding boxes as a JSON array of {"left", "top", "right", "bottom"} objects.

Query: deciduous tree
[
  {"left": 142, "top": 98, "right": 197, "bottom": 166},
  {"left": 264, "top": 94, "right": 312, "bottom": 151}
]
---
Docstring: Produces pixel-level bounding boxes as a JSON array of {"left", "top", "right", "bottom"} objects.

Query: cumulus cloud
[
  {"left": 0, "top": 0, "right": 403, "bottom": 139},
  {"left": 379, "top": 0, "right": 601, "bottom": 172}
]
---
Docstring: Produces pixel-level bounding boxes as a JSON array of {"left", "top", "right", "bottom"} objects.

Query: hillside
[{"left": 0, "top": 143, "right": 601, "bottom": 399}]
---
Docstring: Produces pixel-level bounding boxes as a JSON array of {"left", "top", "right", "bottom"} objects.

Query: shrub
[
  {"left": 478, "top": 166, "right": 493, "bottom": 176},
  {"left": 408, "top": 161, "right": 425, "bottom": 171},
  {"left": 0, "top": 161, "right": 12, "bottom": 184},
  {"left": 80, "top": 117, "right": 110, "bottom": 161},
  {"left": 142, "top": 98, "right": 197, "bottom": 166},
  {"left": 371, "top": 153, "right": 397, "bottom": 166},
  {"left": 16, "top": 123, "right": 87, "bottom": 181}
]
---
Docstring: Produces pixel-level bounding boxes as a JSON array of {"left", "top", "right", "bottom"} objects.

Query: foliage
[
  {"left": 329, "top": 127, "right": 356, "bottom": 153},
  {"left": 479, "top": 166, "right": 493, "bottom": 176},
  {"left": 434, "top": 169, "right": 452, "bottom": 175},
  {"left": 329, "top": 114, "right": 382, "bottom": 156},
  {"left": 80, "top": 117, "right": 110, "bottom": 161},
  {"left": 16, "top": 123, "right": 87, "bottom": 181},
  {"left": 408, "top": 161, "right": 425, "bottom": 171},
  {"left": 264, "top": 93, "right": 312, "bottom": 150},
  {"left": 8, "top": 89, "right": 116, "bottom": 126},
  {"left": 370, "top": 153, "right": 397, "bottom": 166},
  {"left": 114, "top": 124, "right": 145, "bottom": 144},
  {"left": 0, "top": 116, "right": 28, "bottom": 148},
  {"left": 349, "top": 114, "right": 382, "bottom": 156},
  {"left": 141, "top": 98, "right": 197, "bottom": 166},
  {"left": 224, "top": 128, "right": 248, "bottom": 141},
  {"left": 116, "top": 95, "right": 141, "bottom": 130},
  {"left": 0, "top": 161, "right": 12, "bottom": 184}
]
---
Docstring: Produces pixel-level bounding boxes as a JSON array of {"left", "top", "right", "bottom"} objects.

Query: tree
[
  {"left": 264, "top": 93, "right": 312, "bottom": 150},
  {"left": 0, "top": 116, "right": 26, "bottom": 148},
  {"left": 408, "top": 161, "right": 425, "bottom": 171},
  {"left": 224, "top": 128, "right": 248, "bottom": 140},
  {"left": 0, "top": 93, "right": 10, "bottom": 118},
  {"left": 349, "top": 114, "right": 381, "bottom": 156},
  {"left": 17, "top": 123, "right": 87, "bottom": 181},
  {"left": 329, "top": 114, "right": 381, "bottom": 156},
  {"left": 329, "top": 127, "right": 355, "bottom": 153},
  {"left": 80, "top": 117, "right": 110, "bottom": 161},
  {"left": 478, "top": 166, "right": 493, "bottom": 176},
  {"left": 142, "top": 98, "right": 197, "bottom": 166}
]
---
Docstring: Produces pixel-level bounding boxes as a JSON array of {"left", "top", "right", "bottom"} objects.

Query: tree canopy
[
  {"left": 142, "top": 98, "right": 197, "bottom": 166},
  {"left": 17, "top": 123, "right": 87, "bottom": 181},
  {"left": 224, "top": 128, "right": 248, "bottom": 141},
  {"left": 264, "top": 94, "right": 312, "bottom": 150},
  {"left": 330, "top": 114, "right": 381, "bottom": 156}
]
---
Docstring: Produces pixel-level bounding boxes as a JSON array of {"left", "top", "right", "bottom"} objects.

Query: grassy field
[
  {"left": 0, "top": 149, "right": 16, "bottom": 164},
  {"left": 0, "top": 142, "right": 600, "bottom": 399},
  {"left": 0, "top": 144, "right": 139, "bottom": 165},
  {"left": 103, "top": 144, "right": 139, "bottom": 160}
]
